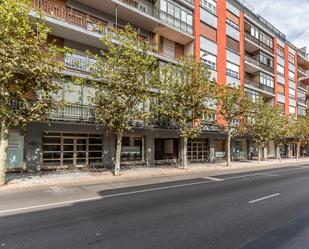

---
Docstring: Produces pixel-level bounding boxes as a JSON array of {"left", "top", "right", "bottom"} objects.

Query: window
[
  {"left": 201, "top": 52, "right": 216, "bottom": 70},
  {"left": 160, "top": 0, "right": 193, "bottom": 30},
  {"left": 226, "top": 19, "right": 238, "bottom": 29},
  {"left": 289, "top": 88, "right": 296, "bottom": 97},
  {"left": 200, "top": 23, "right": 217, "bottom": 42},
  {"left": 245, "top": 88, "right": 260, "bottom": 102},
  {"left": 289, "top": 70, "right": 295, "bottom": 79},
  {"left": 260, "top": 32, "right": 273, "bottom": 48},
  {"left": 277, "top": 46, "right": 284, "bottom": 57},
  {"left": 277, "top": 84, "right": 285, "bottom": 95},
  {"left": 226, "top": 36, "right": 239, "bottom": 53},
  {"left": 277, "top": 64, "right": 285, "bottom": 75},
  {"left": 277, "top": 103, "right": 285, "bottom": 113},
  {"left": 260, "top": 72, "right": 274, "bottom": 88},
  {"left": 260, "top": 51, "right": 273, "bottom": 68},
  {"left": 226, "top": 11, "right": 239, "bottom": 26},
  {"left": 121, "top": 136, "right": 144, "bottom": 162},
  {"left": 299, "top": 106, "right": 306, "bottom": 116},
  {"left": 288, "top": 53, "right": 295, "bottom": 64},
  {"left": 226, "top": 62, "right": 239, "bottom": 78},
  {"left": 250, "top": 25, "right": 259, "bottom": 39},
  {"left": 299, "top": 89, "right": 306, "bottom": 102},
  {"left": 200, "top": 0, "right": 216, "bottom": 13},
  {"left": 289, "top": 106, "right": 296, "bottom": 114}
]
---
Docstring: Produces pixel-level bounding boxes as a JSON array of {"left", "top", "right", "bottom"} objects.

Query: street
[{"left": 1, "top": 164, "right": 309, "bottom": 249}]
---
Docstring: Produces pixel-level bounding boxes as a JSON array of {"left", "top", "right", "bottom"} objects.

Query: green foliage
[
  {"left": 0, "top": 0, "right": 65, "bottom": 127},
  {"left": 215, "top": 85, "right": 253, "bottom": 135},
  {"left": 289, "top": 115, "right": 309, "bottom": 144},
  {"left": 157, "top": 56, "right": 213, "bottom": 139},
  {"left": 89, "top": 24, "right": 157, "bottom": 132},
  {"left": 245, "top": 101, "right": 287, "bottom": 147}
]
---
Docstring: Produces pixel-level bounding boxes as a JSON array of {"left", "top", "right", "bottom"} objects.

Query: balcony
[
  {"left": 64, "top": 53, "right": 96, "bottom": 73},
  {"left": 32, "top": 0, "right": 108, "bottom": 33},
  {"left": 245, "top": 78, "right": 274, "bottom": 95},
  {"left": 52, "top": 104, "right": 96, "bottom": 122},
  {"left": 244, "top": 32, "right": 273, "bottom": 54},
  {"left": 245, "top": 54, "right": 274, "bottom": 74}
]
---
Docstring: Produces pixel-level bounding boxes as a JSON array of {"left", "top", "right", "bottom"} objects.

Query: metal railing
[
  {"left": 298, "top": 81, "right": 307, "bottom": 89},
  {"left": 32, "top": 0, "right": 108, "bottom": 33},
  {"left": 64, "top": 54, "right": 96, "bottom": 73},
  {"left": 118, "top": 0, "right": 193, "bottom": 35},
  {"left": 52, "top": 104, "right": 96, "bottom": 122},
  {"left": 298, "top": 66, "right": 306, "bottom": 75},
  {"left": 244, "top": 32, "right": 273, "bottom": 54},
  {"left": 244, "top": 54, "right": 274, "bottom": 74},
  {"left": 244, "top": 78, "right": 274, "bottom": 94}
]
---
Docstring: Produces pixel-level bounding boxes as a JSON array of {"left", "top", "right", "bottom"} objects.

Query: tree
[
  {"left": 272, "top": 112, "right": 289, "bottom": 161},
  {"left": 245, "top": 101, "right": 285, "bottom": 162},
  {"left": 88, "top": 25, "right": 157, "bottom": 175},
  {"left": 215, "top": 85, "right": 253, "bottom": 166},
  {"left": 0, "top": 0, "right": 65, "bottom": 185},
  {"left": 157, "top": 56, "right": 213, "bottom": 169},
  {"left": 289, "top": 116, "right": 309, "bottom": 160}
]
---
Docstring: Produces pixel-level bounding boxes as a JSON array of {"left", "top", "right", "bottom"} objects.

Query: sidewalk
[{"left": 2, "top": 158, "right": 309, "bottom": 191}]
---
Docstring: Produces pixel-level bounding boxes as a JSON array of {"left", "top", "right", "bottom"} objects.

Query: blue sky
[{"left": 247, "top": 0, "right": 309, "bottom": 51}]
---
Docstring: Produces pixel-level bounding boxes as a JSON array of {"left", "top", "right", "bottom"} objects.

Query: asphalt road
[{"left": 1, "top": 165, "right": 309, "bottom": 249}]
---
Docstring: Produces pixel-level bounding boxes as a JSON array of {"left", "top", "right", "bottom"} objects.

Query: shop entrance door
[{"left": 62, "top": 136, "right": 87, "bottom": 167}]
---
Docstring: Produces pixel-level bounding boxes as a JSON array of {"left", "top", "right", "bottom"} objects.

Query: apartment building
[{"left": 5, "top": 0, "right": 309, "bottom": 171}]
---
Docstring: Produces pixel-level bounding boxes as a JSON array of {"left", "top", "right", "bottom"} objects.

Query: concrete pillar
[
  {"left": 145, "top": 132, "right": 155, "bottom": 167},
  {"left": 103, "top": 132, "right": 115, "bottom": 168},
  {"left": 263, "top": 146, "right": 268, "bottom": 160},
  {"left": 25, "top": 123, "right": 44, "bottom": 172},
  {"left": 208, "top": 138, "right": 215, "bottom": 162}
]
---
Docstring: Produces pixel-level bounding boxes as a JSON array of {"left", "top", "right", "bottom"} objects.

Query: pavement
[
  {"left": 3, "top": 157, "right": 309, "bottom": 191},
  {"left": 1, "top": 161, "right": 309, "bottom": 248}
]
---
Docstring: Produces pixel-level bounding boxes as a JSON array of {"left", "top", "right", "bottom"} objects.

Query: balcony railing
[
  {"left": 245, "top": 54, "right": 274, "bottom": 74},
  {"left": 245, "top": 78, "right": 274, "bottom": 94},
  {"left": 118, "top": 0, "right": 193, "bottom": 35},
  {"left": 32, "top": 0, "right": 109, "bottom": 33},
  {"left": 52, "top": 104, "right": 96, "bottom": 122},
  {"left": 298, "top": 81, "right": 307, "bottom": 89},
  {"left": 244, "top": 32, "right": 273, "bottom": 54},
  {"left": 298, "top": 66, "right": 306, "bottom": 75},
  {"left": 64, "top": 54, "right": 96, "bottom": 73}
]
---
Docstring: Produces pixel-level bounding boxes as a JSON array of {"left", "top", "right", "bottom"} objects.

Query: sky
[{"left": 246, "top": 0, "right": 309, "bottom": 51}]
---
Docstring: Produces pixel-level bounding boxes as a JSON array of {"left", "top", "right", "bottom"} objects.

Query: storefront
[
  {"left": 42, "top": 132, "right": 103, "bottom": 169},
  {"left": 6, "top": 131, "right": 24, "bottom": 171},
  {"left": 120, "top": 135, "right": 145, "bottom": 164},
  {"left": 214, "top": 139, "right": 227, "bottom": 159},
  {"left": 233, "top": 139, "right": 248, "bottom": 161},
  {"left": 155, "top": 138, "right": 179, "bottom": 164},
  {"left": 188, "top": 138, "right": 209, "bottom": 162}
]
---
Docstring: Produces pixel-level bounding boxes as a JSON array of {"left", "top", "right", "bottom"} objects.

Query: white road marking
[
  {"left": 223, "top": 167, "right": 309, "bottom": 180},
  {"left": 0, "top": 166, "right": 308, "bottom": 215},
  {"left": 0, "top": 180, "right": 213, "bottom": 215},
  {"left": 248, "top": 193, "right": 280, "bottom": 204},
  {"left": 203, "top": 177, "right": 225, "bottom": 182}
]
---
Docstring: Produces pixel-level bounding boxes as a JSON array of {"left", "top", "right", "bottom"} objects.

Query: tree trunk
[
  {"left": 258, "top": 146, "right": 262, "bottom": 163},
  {"left": 226, "top": 130, "right": 231, "bottom": 166},
  {"left": 114, "top": 129, "right": 123, "bottom": 176},
  {"left": 181, "top": 136, "right": 188, "bottom": 169},
  {"left": 0, "top": 122, "right": 9, "bottom": 185},
  {"left": 296, "top": 140, "right": 301, "bottom": 160},
  {"left": 276, "top": 145, "right": 282, "bottom": 162}
]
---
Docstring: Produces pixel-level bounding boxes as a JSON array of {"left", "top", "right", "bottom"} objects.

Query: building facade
[{"left": 5, "top": 0, "right": 309, "bottom": 171}]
